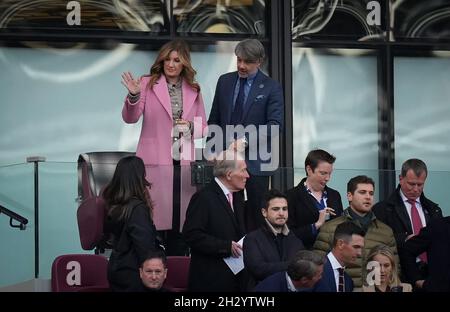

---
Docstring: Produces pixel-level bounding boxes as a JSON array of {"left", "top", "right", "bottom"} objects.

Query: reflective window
[
  {"left": 292, "top": 0, "right": 386, "bottom": 41},
  {"left": 394, "top": 53, "right": 450, "bottom": 170},
  {"left": 0, "top": 0, "right": 168, "bottom": 33},
  {"left": 394, "top": 53, "right": 450, "bottom": 213},
  {"left": 0, "top": 42, "right": 237, "bottom": 164},
  {"left": 175, "top": 0, "right": 266, "bottom": 35},
  {"left": 292, "top": 47, "right": 379, "bottom": 192},
  {"left": 392, "top": 0, "right": 450, "bottom": 41}
]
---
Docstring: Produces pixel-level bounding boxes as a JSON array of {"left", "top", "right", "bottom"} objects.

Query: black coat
[
  {"left": 286, "top": 178, "right": 343, "bottom": 248},
  {"left": 243, "top": 223, "right": 304, "bottom": 290},
  {"left": 182, "top": 180, "right": 246, "bottom": 292},
  {"left": 373, "top": 186, "right": 442, "bottom": 250},
  {"left": 400, "top": 216, "right": 450, "bottom": 292},
  {"left": 106, "top": 199, "right": 160, "bottom": 292}
]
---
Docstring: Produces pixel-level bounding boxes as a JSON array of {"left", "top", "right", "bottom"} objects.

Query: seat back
[
  {"left": 78, "top": 151, "right": 135, "bottom": 200},
  {"left": 77, "top": 196, "right": 108, "bottom": 250},
  {"left": 163, "top": 256, "right": 190, "bottom": 292},
  {"left": 51, "top": 254, "right": 109, "bottom": 292},
  {"left": 76, "top": 151, "right": 135, "bottom": 251}
]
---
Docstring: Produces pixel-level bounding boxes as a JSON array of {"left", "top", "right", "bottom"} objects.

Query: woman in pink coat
[{"left": 121, "top": 40, "right": 207, "bottom": 255}]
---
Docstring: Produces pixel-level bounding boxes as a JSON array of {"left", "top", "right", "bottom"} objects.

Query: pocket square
[{"left": 255, "top": 94, "right": 265, "bottom": 100}]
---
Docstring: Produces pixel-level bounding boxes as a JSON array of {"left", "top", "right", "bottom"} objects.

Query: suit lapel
[
  {"left": 395, "top": 192, "right": 413, "bottom": 233},
  {"left": 181, "top": 79, "right": 197, "bottom": 118},
  {"left": 226, "top": 73, "right": 239, "bottom": 124},
  {"left": 323, "top": 260, "right": 337, "bottom": 291},
  {"left": 153, "top": 75, "right": 172, "bottom": 118},
  {"left": 298, "top": 181, "right": 320, "bottom": 219},
  {"left": 328, "top": 262, "right": 337, "bottom": 291},
  {"left": 241, "top": 71, "right": 266, "bottom": 122},
  {"left": 212, "top": 181, "right": 240, "bottom": 233},
  {"left": 345, "top": 274, "right": 353, "bottom": 292}
]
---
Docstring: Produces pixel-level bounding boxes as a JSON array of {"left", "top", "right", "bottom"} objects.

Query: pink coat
[{"left": 122, "top": 75, "right": 207, "bottom": 231}]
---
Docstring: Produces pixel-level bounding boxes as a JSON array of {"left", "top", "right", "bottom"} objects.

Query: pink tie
[
  {"left": 408, "top": 199, "right": 427, "bottom": 263},
  {"left": 227, "top": 193, "right": 233, "bottom": 210}
]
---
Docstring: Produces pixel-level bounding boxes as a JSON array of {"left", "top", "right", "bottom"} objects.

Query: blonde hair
[
  {"left": 146, "top": 40, "right": 200, "bottom": 92},
  {"left": 366, "top": 244, "right": 401, "bottom": 287}
]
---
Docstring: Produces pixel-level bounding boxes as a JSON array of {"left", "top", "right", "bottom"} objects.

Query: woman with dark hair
[
  {"left": 121, "top": 40, "right": 207, "bottom": 255},
  {"left": 103, "top": 156, "right": 161, "bottom": 292}
]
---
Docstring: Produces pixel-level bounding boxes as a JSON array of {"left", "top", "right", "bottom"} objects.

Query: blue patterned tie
[{"left": 230, "top": 77, "right": 247, "bottom": 125}]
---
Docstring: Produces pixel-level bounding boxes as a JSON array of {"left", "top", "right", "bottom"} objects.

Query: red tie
[
  {"left": 227, "top": 193, "right": 234, "bottom": 211},
  {"left": 408, "top": 199, "right": 427, "bottom": 263}
]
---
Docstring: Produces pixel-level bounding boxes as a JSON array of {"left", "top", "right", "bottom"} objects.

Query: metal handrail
[{"left": 0, "top": 204, "right": 28, "bottom": 230}]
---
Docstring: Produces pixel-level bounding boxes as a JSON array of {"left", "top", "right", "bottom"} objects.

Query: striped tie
[{"left": 338, "top": 267, "right": 345, "bottom": 292}]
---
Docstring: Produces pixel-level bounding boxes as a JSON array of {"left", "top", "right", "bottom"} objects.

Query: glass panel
[
  {"left": 292, "top": 0, "right": 386, "bottom": 41},
  {"left": 392, "top": 0, "right": 450, "bottom": 41},
  {"left": 0, "top": 41, "right": 238, "bottom": 282},
  {"left": 175, "top": 0, "right": 266, "bottom": 35},
  {"left": 0, "top": 0, "right": 168, "bottom": 34},
  {"left": 292, "top": 47, "right": 379, "bottom": 177},
  {"left": 2, "top": 162, "right": 449, "bottom": 287},
  {"left": 394, "top": 54, "right": 450, "bottom": 213},
  {"left": 0, "top": 42, "right": 236, "bottom": 165},
  {"left": 39, "top": 161, "right": 87, "bottom": 279},
  {"left": 0, "top": 163, "right": 34, "bottom": 286}
]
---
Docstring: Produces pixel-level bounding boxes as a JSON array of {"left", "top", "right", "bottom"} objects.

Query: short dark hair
[
  {"left": 262, "top": 189, "right": 287, "bottom": 209},
  {"left": 140, "top": 249, "right": 167, "bottom": 268},
  {"left": 287, "top": 250, "right": 325, "bottom": 281},
  {"left": 333, "top": 222, "right": 365, "bottom": 247},
  {"left": 304, "top": 149, "right": 336, "bottom": 175},
  {"left": 347, "top": 175, "right": 375, "bottom": 194},
  {"left": 401, "top": 158, "right": 428, "bottom": 178}
]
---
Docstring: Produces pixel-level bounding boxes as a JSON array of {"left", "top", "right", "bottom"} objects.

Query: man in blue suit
[
  {"left": 314, "top": 222, "right": 365, "bottom": 292},
  {"left": 208, "top": 39, "right": 284, "bottom": 232},
  {"left": 254, "top": 250, "right": 325, "bottom": 292}
]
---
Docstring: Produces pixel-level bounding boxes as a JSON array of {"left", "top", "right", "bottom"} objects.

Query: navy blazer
[
  {"left": 208, "top": 70, "right": 284, "bottom": 175},
  {"left": 313, "top": 259, "right": 353, "bottom": 292},
  {"left": 253, "top": 271, "right": 290, "bottom": 292},
  {"left": 287, "top": 177, "right": 343, "bottom": 249}
]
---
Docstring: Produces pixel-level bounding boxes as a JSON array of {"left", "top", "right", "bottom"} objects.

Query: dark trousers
[
  {"left": 412, "top": 261, "right": 429, "bottom": 292},
  {"left": 245, "top": 175, "right": 270, "bottom": 232},
  {"left": 161, "top": 160, "right": 189, "bottom": 256}
]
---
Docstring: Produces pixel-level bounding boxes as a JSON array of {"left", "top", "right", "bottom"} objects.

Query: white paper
[{"left": 223, "top": 236, "right": 245, "bottom": 275}]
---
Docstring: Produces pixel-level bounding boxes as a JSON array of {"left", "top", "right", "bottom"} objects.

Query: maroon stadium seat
[{"left": 51, "top": 254, "right": 109, "bottom": 292}]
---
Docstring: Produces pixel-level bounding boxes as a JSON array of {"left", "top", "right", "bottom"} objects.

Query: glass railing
[
  {"left": 1, "top": 160, "right": 449, "bottom": 288},
  {"left": 0, "top": 162, "right": 35, "bottom": 287}
]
